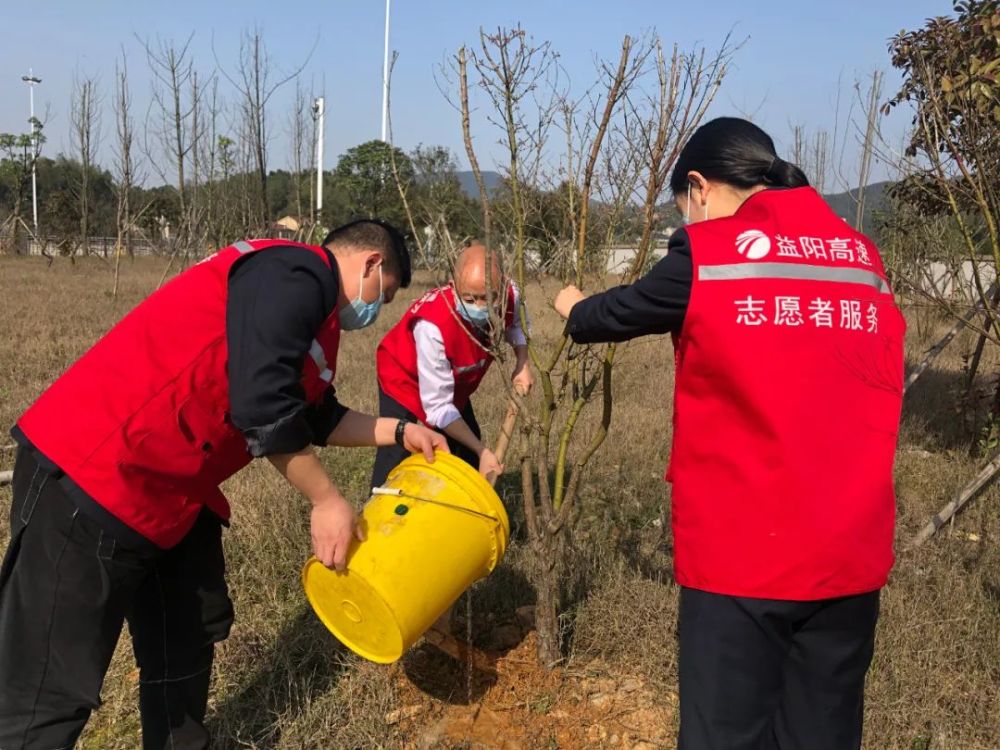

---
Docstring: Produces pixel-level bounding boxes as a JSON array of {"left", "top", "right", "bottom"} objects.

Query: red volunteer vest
[
  {"left": 669, "top": 187, "right": 904, "bottom": 600},
  {"left": 377, "top": 284, "right": 518, "bottom": 422},
  {"left": 17, "top": 239, "right": 341, "bottom": 548}
]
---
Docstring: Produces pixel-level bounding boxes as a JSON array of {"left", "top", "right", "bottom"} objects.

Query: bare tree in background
[
  {"left": 142, "top": 34, "right": 197, "bottom": 239},
  {"left": 310, "top": 93, "right": 319, "bottom": 231},
  {"left": 854, "top": 70, "right": 883, "bottom": 232},
  {"left": 238, "top": 108, "right": 257, "bottom": 233},
  {"left": 385, "top": 53, "right": 480, "bottom": 270},
  {"left": 200, "top": 77, "right": 225, "bottom": 247},
  {"left": 288, "top": 78, "right": 312, "bottom": 230},
  {"left": 70, "top": 74, "right": 101, "bottom": 256},
  {"left": 218, "top": 134, "right": 240, "bottom": 242},
  {"left": 189, "top": 69, "right": 203, "bottom": 248},
  {"left": 792, "top": 124, "right": 807, "bottom": 173},
  {"left": 812, "top": 130, "right": 830, "bottom": 194},
  {"left": 112, "top": 52, "right": 145, "bottom": 295},
  {"left": 823, "top": 69, "right": 885, "bottom": 230},
  {"left": 790, "top": 124, "right": 830, "bottom": 193},
  {"left": 217, "top": 28, "right": 313, "bottom": 233}
]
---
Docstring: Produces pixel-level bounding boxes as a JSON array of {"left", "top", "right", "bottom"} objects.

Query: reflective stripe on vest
[
  {"left": 309, "top": 339, "right": 334, "bottom": 382},
  {"left": 234, "top": 240, "right": 255, "bottom": 254},
  {"left": 698, "top": 262, "right": 890, "bottom": 294},
  {"left": 456, "top": 358, "right": 489, "bottom": 374},
  {"left": 669, "top": 187, "right": 903, "bottom": 600}
]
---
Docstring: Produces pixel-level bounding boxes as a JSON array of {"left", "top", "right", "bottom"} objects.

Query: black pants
[
  {"left": 678, "top": 586, "right": 880, "bottom": 750},
  {"left": 0, "top": 449, "right": 234, "bottom": 750},
  {"left": 370, "top": 387, "right": 481, "bottom": 489}
]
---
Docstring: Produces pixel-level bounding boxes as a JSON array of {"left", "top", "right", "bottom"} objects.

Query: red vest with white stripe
[
  {"left": 16, "top": 240, "right": 340, "bottom": 548},
  {"left": 669, "top": 187, "right": 905, "bottom": 600},
  {"left": 377, "top": 284, "right": 517, "bottom": 422}
]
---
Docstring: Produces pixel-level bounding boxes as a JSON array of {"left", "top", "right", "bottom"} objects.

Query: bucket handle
[{"left": 371, "top": 486, "right": 502, "bottom": 527}]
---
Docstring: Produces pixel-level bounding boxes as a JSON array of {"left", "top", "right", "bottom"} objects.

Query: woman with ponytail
[{"left": 555, "top": 117, "right": 904, "bottom": 750}]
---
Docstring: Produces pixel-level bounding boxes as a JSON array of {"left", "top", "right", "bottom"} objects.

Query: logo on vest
[{"left": 735, "top": 229, "right": 772, "bottom": 260}]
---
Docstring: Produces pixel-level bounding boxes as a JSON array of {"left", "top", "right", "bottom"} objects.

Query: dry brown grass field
[{"left": 1, "top": 255, "right": 998, "bottom": 749}]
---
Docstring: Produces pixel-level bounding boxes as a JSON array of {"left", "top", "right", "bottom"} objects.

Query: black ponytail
[{"left": 670, "top": 117, "right": 809, "bottom": 195}]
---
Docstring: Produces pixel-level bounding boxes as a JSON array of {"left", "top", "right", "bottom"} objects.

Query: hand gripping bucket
[{"left": 302, "top": 451, "right": 510, "bottom": 663}]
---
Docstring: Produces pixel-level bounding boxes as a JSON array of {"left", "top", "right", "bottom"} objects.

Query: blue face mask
[
  {"left": 340, "top": 267, "right": 383, "bottom": 330},
  {"left": 458, "top": 299, "right": 491, "bottom": 328}
]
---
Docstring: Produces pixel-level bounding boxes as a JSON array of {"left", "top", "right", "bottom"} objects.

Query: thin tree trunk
[
  {"left": 965, "top": 286, "right": 1000, "bottom": 390},
  {"left": 532, "top": 551, "right": 561, "bottom": 667},
  {"left": 855, "top": 70, "right": 882, "bottom": 232},
  {"left": 172, "top": 52, "right": 187, "bottom": 220},
  {"left": 190, "top": 70, "right": 200, "bottom": 246},
  {"left": 71, "top": 77, "right": 100, "bottom": 256},
  {"left": 219, "top": 30, "right": 310, "bottom": 233},
  {"left": 113, "top": 52, "right": 136, "bottom": 297},
  {"left": 458, "top": 46, "right": 492, "bottom": 248}
]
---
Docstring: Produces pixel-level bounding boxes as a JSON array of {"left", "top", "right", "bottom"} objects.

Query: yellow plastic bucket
[{"left": 301, "top": 451, "right": 510, "bottom": 664}]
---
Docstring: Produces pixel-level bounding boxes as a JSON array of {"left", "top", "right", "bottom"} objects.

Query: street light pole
[
  {"left": 381, "top": 0, "right": 391, "bottom": 142},
  {"left": 21, "top": 71, "right": 42, "bottom": 235},
  {"left": 313, "top": 97, "right": 325, "bottom": 220}
]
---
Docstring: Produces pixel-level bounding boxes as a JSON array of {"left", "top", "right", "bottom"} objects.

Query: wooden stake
[
  {"left": 487, "top": 398, "right": 520, "bottom": 487},
  {"left": 912, "top": 451, "right": 1000, "bottom": 547}
]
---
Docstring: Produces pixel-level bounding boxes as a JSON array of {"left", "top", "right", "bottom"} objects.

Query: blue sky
[{"left": 0, "top": 0, "right": 949, "bottom": 187}]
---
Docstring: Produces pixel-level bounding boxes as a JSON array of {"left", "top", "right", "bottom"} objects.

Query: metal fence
[{"left": 0, "top": 234, "right": 179, "bottom": 258}]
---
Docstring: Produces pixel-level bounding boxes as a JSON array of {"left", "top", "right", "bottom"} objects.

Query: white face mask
[{"left": 682, "top": 182, "right": 709, "bottom": 225}]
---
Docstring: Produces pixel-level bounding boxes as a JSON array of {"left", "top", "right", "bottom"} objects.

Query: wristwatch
[{"left": 395, "top": 419, "right": 411, "bottom": 447}]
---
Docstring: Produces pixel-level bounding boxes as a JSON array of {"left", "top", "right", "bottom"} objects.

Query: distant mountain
[
  {"left": 456, "top": 170, "right": 892, "bottom": 234},
  {"left": 457, "top": 170, "right": 504, "bottom": 198},
  {"left": 822, "top": 181, "right": 892, "bottom": 235}
]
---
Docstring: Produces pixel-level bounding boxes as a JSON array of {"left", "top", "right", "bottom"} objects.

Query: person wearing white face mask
[
  {"left": 372, "top": 243, "right": 534, "bottom": 486},
  {"left": 682, "top": 180, "right": 711, "bottom": 225},
  {"left": 0, "top": 219, "right": 451, "bottom": 750},
  {"left": 554, "top": 118, "right": 904, "bottom": 750}
]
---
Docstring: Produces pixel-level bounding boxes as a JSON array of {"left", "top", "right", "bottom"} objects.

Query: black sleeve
[
  {"left": 226, "top": 247, "right": 348, "bottom": 457},
  {"left": 305, "top": 387, "right": 351, "bottom": 446},
  {"left": 566, "top": 229, "right": 692, "bottom": 344}
]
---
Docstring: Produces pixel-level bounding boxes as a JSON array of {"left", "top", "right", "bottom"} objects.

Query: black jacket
[{"left": 567, "top": 229, "right": 692, "bottom": 343}]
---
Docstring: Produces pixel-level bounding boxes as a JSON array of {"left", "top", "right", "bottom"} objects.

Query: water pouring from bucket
[{"left": 301, "top": 400, "right": 519, "bottom": 664}]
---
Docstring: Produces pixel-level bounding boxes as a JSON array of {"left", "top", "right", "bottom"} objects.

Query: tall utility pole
[
  {"left": 21, "top": 71, "right": 42, "bottom": 234},
  {"left": 313, "top": 96, "right": 325, "bottom": 220},
  {"left": 381, "top": 0, "right": 391, "bottom": 142}
]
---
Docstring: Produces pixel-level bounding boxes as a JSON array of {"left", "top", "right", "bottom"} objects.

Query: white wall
[{"left": 917, "top": 261, "right": 997, "bottom": 298}]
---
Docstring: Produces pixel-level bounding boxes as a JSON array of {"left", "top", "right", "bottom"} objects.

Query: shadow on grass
[
  {"left": 209, "top": 607, "right": 351, "bottom": 749},
  {"left": 403, "top": 564, "right": 535, "bottom": 705},
  {"left": 617, "top": 522, "right": 674, "bottom": 586},
  {"left": 903, "top": 364, "right": 987, "bottom": 450},
  {"left": 402, "top": 640, "right": 498, "bottom": 705},
  {"left": 471, "top": 560, "right": 535, "bottom": 620}
]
